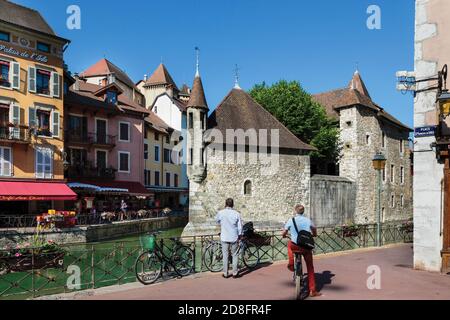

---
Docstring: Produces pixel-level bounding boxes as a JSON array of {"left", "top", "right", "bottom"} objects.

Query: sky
[{"left": 15, "top": 0, "right": 415, "bottom": 127}]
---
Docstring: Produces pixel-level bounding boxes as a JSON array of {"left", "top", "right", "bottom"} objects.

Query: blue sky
[{"left": 16, "top": 0, "right": 414, "bottom": 127}]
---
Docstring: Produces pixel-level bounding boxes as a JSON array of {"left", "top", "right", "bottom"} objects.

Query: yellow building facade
[{"left": 0, "top": 2, "right": 75, "bottom": 214}]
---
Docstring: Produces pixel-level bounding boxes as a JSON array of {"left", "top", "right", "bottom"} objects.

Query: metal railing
[
  {"left": 0, "top": 126, "right": 31, "bottom": 143},
  {"left": 0, "top": 222, "right": 412, "bottom": 300},
  {"left": 65, "top": 132, "right": 116, "bottom": 147},
  {"left": 66, "top": 164, "right": 116, "bottom": 180}
]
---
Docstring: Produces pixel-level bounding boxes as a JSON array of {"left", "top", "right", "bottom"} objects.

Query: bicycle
[
  {"left": 135, "top": 232, "right": 194, "bottom": 285},
  {"left": 202, "top": 235, "right": 260, "bottom": 273},
  {"left": 293, "top": 250, "right": 305, "bottom": 300}
]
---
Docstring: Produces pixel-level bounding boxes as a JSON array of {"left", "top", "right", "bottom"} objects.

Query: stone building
[
  {"left": 413, "top": 0, "right": 450, "bottom": 273},
  {"left": 314, "top": 71, "right": 413, "bottom": 224},
  {"left": 182, "top": 70, "right": 315, "bottom": 237}
]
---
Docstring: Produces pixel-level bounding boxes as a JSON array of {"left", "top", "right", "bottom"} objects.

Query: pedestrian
[
  {"left": 282, "top": 204, "right": 322, "bottom": 298},
  {"left": 120, "top": 199, "right": 128, "bottom": 221},
  {"left": 215, "top": 198, "right": 243, "bottom": 279}
]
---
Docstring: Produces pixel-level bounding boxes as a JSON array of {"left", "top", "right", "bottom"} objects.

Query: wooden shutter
[
  {"left": 51, "top": 72, "right": 60, "bottom": 97},
  {"left": 28, "top": 107, "right": 37, "bottom": 127},
  {"left": 28, "top": 66, "right": 36, "bottom": 93},
  {"left": 11, "top": 62, "right": 20, "bottom": 90},
  {"left": 52, "top": 111, "right": 60, "bottom": 138}
]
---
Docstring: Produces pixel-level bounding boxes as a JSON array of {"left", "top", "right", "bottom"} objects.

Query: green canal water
[{"left": 0, "top": 227, "right": 184, "bottom": 300}]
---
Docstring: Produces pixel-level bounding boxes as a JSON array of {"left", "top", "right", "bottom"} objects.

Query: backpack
[{"left": 292, "top": 217, "right": 315, "bottom": 250}]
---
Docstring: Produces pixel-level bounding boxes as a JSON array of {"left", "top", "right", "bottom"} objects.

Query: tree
[{"left": 249, "top": 80, "right": 341, "bottom": 165}]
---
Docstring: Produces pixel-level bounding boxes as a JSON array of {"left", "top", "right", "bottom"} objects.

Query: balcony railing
[
  {"left": 66, "top": 163, "right": 116, "bottom": 180},
  {"left": 65, "top": 132, "right": 116, "bottom": 148},
  {"left": 0, "top": 125, "right": 31, "bottom": 143}
]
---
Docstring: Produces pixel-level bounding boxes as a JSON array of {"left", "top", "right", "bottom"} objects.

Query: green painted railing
[{"left": 0, "top": 222, "right": 412, "bottom": 300}]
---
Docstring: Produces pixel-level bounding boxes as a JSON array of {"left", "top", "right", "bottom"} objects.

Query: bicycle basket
[{"left": 140, "top": 234, "right": 155, "bottom": 251}]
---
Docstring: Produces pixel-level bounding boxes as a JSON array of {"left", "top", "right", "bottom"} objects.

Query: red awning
[{"left": 0, "top": 181, "right": 78, "bottom": 201}]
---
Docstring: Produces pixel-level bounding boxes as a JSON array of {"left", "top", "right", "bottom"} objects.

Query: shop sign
[{"left": 0, "top": 44, "right": 48, "bottom": 63}]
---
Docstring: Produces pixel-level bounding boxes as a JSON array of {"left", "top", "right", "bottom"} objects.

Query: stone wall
[
  {"left": 413, "top": 0, "right": 447, "bottom": 272},
  {"left": 339, "top": 106, "right": 412, "bottom": 224},
  {"left": 183, "top": 151, "right": 311, "bottom": 236},
  {"left": 310, "top": 175, "right": 356, "bottom": 227},
  {"left": 0, "top": 216, "right": 188, "bottom": 246}
]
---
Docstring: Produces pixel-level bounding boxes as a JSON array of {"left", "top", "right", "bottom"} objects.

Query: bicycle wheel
[
  {"left": 171, "top": 245, "right": 194, "bottom": 277},
  {"left": 294, "top": 255, "right": 304, "bottom": 300},
  {"left": 135, "top": 251, "right": 162, "bottom": 285},
  {"left": 242, "top": 241, "right": 260, "bottom": 269},
  {"left": 203, "top": 242, "right": 223, "bottom": 272}
]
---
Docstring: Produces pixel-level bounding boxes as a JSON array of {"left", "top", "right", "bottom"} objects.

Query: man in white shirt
[{"left": 215, "top": 198, "right": 243, "bottom": 278}]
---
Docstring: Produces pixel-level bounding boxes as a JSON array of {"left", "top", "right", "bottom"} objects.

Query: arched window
[{"left": 244, "top": 180, "right": 252, "bottom": 196}]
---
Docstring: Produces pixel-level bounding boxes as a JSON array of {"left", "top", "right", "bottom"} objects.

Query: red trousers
[{"left": 288, "top": 241, "right": 316, "bottom": 292}]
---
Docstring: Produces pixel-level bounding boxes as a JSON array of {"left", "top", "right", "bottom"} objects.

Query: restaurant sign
[
  {"left": 0, "top": 196, "right": 48, "bottom": 201},
  {"left": 0, "top": 44, "right": 48, "bottom": 63}
]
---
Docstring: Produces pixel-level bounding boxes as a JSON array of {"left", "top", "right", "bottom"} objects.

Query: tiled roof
[
  {"left": 145, "top": 63, "right": 178, "bottom": 90},
  {"left": 145, "top": 112, "right": 170, "bottom": 134},
  {"left": 81, "top": 59, "right": 136, "bottom": 89},
  {"left": 0, "top": 0, "right": 55, "bottom": 36},
  {"left": 208, "top": 88, "right": 316, "bottom": 151},
  {"left": 187, "top": 76, "right": 208, "bottom": 109},
  {"left": 313, "top": 71, "right": 411, "bottom": 131},
  {"left": 66, "top": 80, "right": 149, "bottom": 116}
]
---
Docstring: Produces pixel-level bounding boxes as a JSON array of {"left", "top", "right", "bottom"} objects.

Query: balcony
[
  {"left": 66, "top": 162, "right": 116, "bottom": 180},
  {"left": 65, "top": 132, "right": 116, "bottom": 149},
  {"left": 0, "top": 125, "right": 31, "bottom": 144}
]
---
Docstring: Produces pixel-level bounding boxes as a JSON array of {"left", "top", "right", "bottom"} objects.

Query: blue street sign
[{"left": 414, "top": 126, "right": 436, "bottom": 137}]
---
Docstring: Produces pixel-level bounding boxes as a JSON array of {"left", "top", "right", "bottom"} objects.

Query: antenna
[
  {"left": 234, "top": 64, "right": 241, "bottom": 89},
  {"left": 195, "top": 47, "right": 200, "bottom": 77}
]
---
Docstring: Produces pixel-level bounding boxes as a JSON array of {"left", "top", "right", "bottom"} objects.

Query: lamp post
[{"left": 372, "top": 152, "right": 387, "bottom": 247}]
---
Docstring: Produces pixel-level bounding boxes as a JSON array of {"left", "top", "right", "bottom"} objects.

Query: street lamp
[{"left": 372, "top": 152, "right": 387, "bottom": 247}]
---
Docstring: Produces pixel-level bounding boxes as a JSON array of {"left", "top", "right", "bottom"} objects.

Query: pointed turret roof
[
  {"left": 145, "top": 63, "right": 178, "bottom": 90},
  {"left": 187, "top": 75, "right": 208, "bottom": 109},
  {"left": 208, "top": 88, "right": 316, "bottom": 151},
  {"left": 348, "top": 70, "right": 371, "bottom": 98}
]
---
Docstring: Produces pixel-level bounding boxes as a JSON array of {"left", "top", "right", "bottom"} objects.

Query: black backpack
[{"left": 292, "top": 218, "right": 315, "bottom": 250}]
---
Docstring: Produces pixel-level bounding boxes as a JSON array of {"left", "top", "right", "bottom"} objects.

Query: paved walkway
[{"left": 58, "top": 244, "right": 450, "bottom": 300}]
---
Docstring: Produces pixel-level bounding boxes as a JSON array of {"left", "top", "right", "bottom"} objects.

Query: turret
[{"left": 186, "top": 49, "right": 208, "bottom": 183}]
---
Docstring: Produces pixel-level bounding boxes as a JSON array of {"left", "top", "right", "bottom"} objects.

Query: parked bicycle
[
  {"left": 135, "top": 232, "right": 194, "bottom": 285},
  {"left": 293, "top": 250, "right": 305, "bottom": 300},
  {"left": 202, "top": 235, "right": 260, "bottom": 272}
]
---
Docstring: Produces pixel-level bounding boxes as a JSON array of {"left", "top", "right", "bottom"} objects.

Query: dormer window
[
  {"left": 107, "top": 91, "right": 117, "bottom": 104},
  {"left": 37, "top": 41, "right": 51, "bottom": 53}
]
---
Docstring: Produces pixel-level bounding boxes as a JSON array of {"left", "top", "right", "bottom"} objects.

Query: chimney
[
  {"left": 73, "top": 73, "right": 80, "bottom": 91},
  {"left": 144, "top": 74, "right": 148, "bottom": 82},
  {"left": 107, "top": 73, "right": 116, "bottom": 85},
  {"left": 167, "top": 84, "right": 174, "bottom": 98}
]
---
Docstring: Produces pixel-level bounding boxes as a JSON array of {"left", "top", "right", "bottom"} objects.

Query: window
[
  {"left": 366, "top": 134, "right": 371, "bottom": 145},
  {"left": 154, "top": 145, "right": 160, "bottom": 162},
  {"left": 107, "top": 91, "right": 117, "bottom": 104},
  {"left": 188, "top": 112, "right": 193, "bottom": 129},
  {"left": 36, "top": 69, "right": 51, "bottom": 95},
  {"left": 200, "top": 111, "right": 205, "bottom": 130},
  {"left": 382, "top": 132, "right": 386, "bottom": 148},
  {"left": 96, "top": 150, "right": 107, "bottom": 169},
  {"left": 200, "top": 148, "right": 204, "bottom": 165},
  {"left": 36, "top": 109, "right": 51, "bottom": 137},
  {"left": 400, "top": 166, "right": 405, "bottom": 184},
  {"left": 119, "top": 122, "right": 130, "bottom": 142},
  {"left": 36, "top": 147, "right": 53, "bottom": 179},
  {"left": 164, "top": 148, "right": 171, "bottom": 163},
  {"left": 155, "top": 132, "right": 159, "bottom": 141},
  {"left": 174, "top": 174, "right": 179, "bottom": 188},
  {"left": 382, "top": 207, "right": 385, "bottom": 222},
  {"left": 166, "top": 135, "right": 170, "bottom": 144},
  {"left": 68, "top": 115, "right": 87, "bottom": 141},
  {"left": 144, "top": 143, "right": 149, "bottom": 160},
  {"left": 390, "top": 165, "right": 395, "bottom": 183},
  {"left": 166, "top": 172, "right": 171, "bottom": 187},
  {"left": 0, "top": 60, "right": 10, "bottom": 88},
  {"left": 0, "top": 31, "right": 10, "bottom": 42},
  {"left": 382, "top": 167, "right": 386, "bottom": 182},
  {"left": 244, "top": 180, "right": 252, "bottom": 196},
  {"left": 391, "top": 194, "right": 396, "bottom": 208},
  {"left": 400, "top": 139, "right": 404, "bottom": 154},
  {"left": 118, "top": 152, "right": 130, "bottom": 173},
  {"left": 144, "top": 169, "right": 151, "bottom": 186},
  {"left": 37, "top": 41, "right": 50, "bottom": 53},
  {"left": 154, "top": 106, "right": 158, "bottom": 113},
  {"left": 188, "top": 148, "right": 193, "bottom": 165},
  {"left": 0, "top": 147, "right": 12, "bottom": 176},
  {"left": 154, "top": 171, "right": 160, "bottom": 186},
  {"left": 400, "top": 195, "right": 405, "bottom": 208}
]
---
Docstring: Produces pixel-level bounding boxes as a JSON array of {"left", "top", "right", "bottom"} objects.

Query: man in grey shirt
[{"left": 215, "top": 198, "right": 243, "bottom": 278}]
